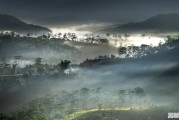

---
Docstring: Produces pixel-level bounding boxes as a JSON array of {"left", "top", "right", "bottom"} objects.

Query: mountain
[
  {"left": 100, "top": 13, "right": 179, "bottom": 33},
  {"left": 34, "top": 15, "right": 92, "bottom": 27},
  {"left": 0, "top": 14, "right": 51, "bottom": 35}
]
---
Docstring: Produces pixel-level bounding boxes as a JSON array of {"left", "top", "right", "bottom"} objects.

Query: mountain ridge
[
  {"left": 0, "top": 14, "right": 51, "bottom": 35},
  {"left": 100, "top": 13, "right": 179, "bottom": 33}
]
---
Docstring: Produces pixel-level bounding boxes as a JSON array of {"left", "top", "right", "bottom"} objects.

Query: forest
[
  {"left": 1, "top": 0, "right": 179, "bottom": 119},
  {"left": 0, "top": 31, "right": 179, "bottom": 119}
]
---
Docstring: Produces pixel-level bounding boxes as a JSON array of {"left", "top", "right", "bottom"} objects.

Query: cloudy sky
[{"left": 0, "top": 0, "right": 179, "bottom": 23}]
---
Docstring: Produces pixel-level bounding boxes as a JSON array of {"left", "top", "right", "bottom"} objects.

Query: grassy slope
[{"left": 62, "top": 107, "right": 174, "bottom": 120}]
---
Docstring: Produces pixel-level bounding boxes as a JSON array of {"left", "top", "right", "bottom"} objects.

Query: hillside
[
  {"left": 0, "top": 14, "right": 51, "bottom": 35},
  {"left": 100, "top": 13, "right": 179, "bottom": 33},
  {"left": 68, "top": 108, "right": 172, "bottom": 120}
]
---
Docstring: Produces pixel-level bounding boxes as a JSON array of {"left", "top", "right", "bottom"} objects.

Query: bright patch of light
[
  {"left": 50, "top": 25, "right": 94, "bottom": 37},
  {"left": 51, "top": 27, "right": 91, "bottom": 38},
  {"left": 128, "top": 35, "right": 164, "bottom": 46},
  {"left": 62, "top": 107, "right": 149, "bottom": 120},
  {"left": 109, "top": 34, "right": 165, "bottom": 47},
  {"left": 64, "top": 67, "right": 80, "bottom": 74},
  {"left": 50, "top": 23, "right": 110, "bottom": 38}
]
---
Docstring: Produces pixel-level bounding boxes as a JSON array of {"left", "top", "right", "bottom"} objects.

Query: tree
[
  {"left": 0, "top": 57, "right": 7, "bottom": 75},
  {"left": 141, "top": 34, "right": 146, "bottom": 37},
  {"left": 124, "top": 33, "right": 130, "bottom": 40},
  {"left": 11, "top": 64, "right": 17, "bottom": 75},
  {"left": 0, "top": 113, "right": 11, "bottom": 120},
  {"left": 128, "top": 89, "right": 135, "bottom": 109},
  {"left": 42, "top": 35, "right": 48, "bottom": 39},
  {"left": 59, "top": 60, "right": 71, "bottom": 71},
  {"left": 80, "top": 88, "right": 90, "bottom": 109},
  {"left": 27, "top": 33, "right": 31, "bottom": 37},
  {"left": 35, "top": 57, "right": 44, "bottom": 74},
  {"left": 118, "top": 46, "right": 127, "bottom": 55},
  {"left": 95, "top": 87, "right": 102, "bottom": 105},
  {"left": 63, "top": 33, "right": 67, "bottom": 40},
  {"left": 106, "top": 33, "right": 111, "bottom": 37},
  {"left": 10, "top": 31, "right": 15, "bottom": 38},
  {"left": 111, "top": 55, "right": 115, "bottom": 59},
  {"left": 118, "top": 90, "right": 126, "bottom": 108},
  {"left": 99, "top": 38, "right": 109, "bottom": 45},
  {"left": 58, "top": 33, "right": 62, "bottom": 38},
  {"left": 134, "top": 87, "right": 145, "bottom": 108},
  {"left": 113, "top": 33, "right": 117, "bottom": 38},
  {"left": 71, "top": 33, "right": 77, "bottom": 41},
  {"left": 117, "top": 33, "right": 122, "bottom": 39},
  {"left": 35, "top": 57, "right": 42, "bottom": 66},
  {"left": 47, "top": 33, "right": 51, "bottom": 39},
  {"left": 98, "top": 104, "right": 102, "bottom": 111}
]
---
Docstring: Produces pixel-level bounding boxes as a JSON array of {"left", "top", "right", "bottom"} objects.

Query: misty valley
[
  {"left": 1, "top": 1, "right": 179, "bottom": 118},
  {"left": 0, "top": 30, "right": 179, "bottom": 120}
]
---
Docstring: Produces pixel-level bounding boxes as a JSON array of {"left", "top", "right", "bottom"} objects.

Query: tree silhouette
[
  {"left": 118, "top": 90, "right": 126, "bottom": 108},
  {"left": 59, "top": 60, "right": 71, "bottom": 71},
  {"left": 80, "top": 88, "right": 90, "bottom": 109},
  {"left": 35, "top": 57, "right": 43, "bottom": 74},
  {"left": 124, "top": 33, "right": 130, "bottom": 40},
  {"left": 134, "top": 87, "right": 145, "bottom": 108},
  {"left": 118, "top": 46, "right": 127, "bottom": 55}
]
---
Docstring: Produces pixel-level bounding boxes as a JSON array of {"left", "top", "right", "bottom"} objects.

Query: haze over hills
[
  {"left": 100, "top": 13, "right": 179, "bottom": 33},
  {"left": 34, "top": 15, "right": 93, "bottom": 28},
  {"left": 0, "top": 14, "right": 51, "bottom": 35}
]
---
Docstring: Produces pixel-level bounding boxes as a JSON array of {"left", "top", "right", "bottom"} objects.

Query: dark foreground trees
[{"left": 0, "top": 87, "right": 148, "bottom": 120}]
